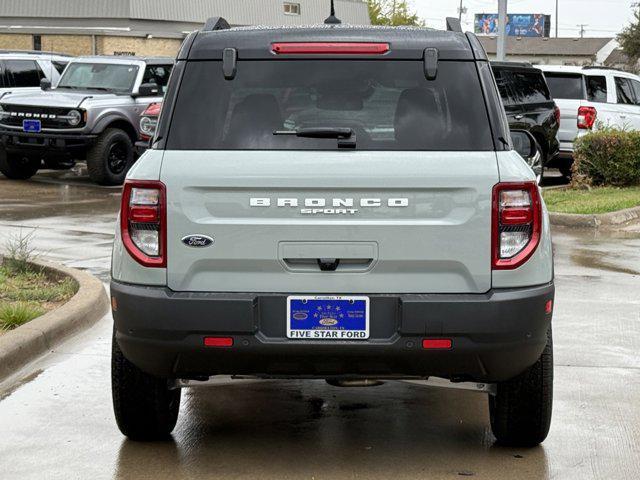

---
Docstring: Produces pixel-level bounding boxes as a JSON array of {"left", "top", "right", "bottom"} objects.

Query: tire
[
  {"left": 559, "top": 166, "right": 572, "bottom": 179},
  {"left": 0, "top": 151, "right": 40, "bottom": 180},
  {"left": 86, "top": 128, "right": 134, "bottom": 185},
  {"left": 111, "top": 330, "right": 181, "bottom": 440},
  {"left": 489, "top": 328, "right": 553, "bottom": 447}
]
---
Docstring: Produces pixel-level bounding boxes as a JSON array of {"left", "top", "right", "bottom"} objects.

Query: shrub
[{"left": 573, "top": 127, "right": 640, "bottom": 187}]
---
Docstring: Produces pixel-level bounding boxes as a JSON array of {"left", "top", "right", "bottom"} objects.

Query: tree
[
  {"left": 367, "top": 0, "right": 424, "bottom": 27},
  {"left": 618, "top": 6, "right": 640, "bottom": 69}
]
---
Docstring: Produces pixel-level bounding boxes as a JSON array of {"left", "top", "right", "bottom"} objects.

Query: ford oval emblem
[{"left": 181, "top": 234, "right": 214, "bottom": 248}]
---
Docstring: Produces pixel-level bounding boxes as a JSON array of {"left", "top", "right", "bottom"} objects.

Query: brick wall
[
  {"left": 41, "top": 35, "right": 93, "bottom": 56},
  {"left": 0, "top": 34, "right": 32, "bottom": 51},
  {"left": 0, "top": 33, "right": 182, "bottom": 57},
  {"left": 97, "top": 36, "right": 182, "bottom": 57}
]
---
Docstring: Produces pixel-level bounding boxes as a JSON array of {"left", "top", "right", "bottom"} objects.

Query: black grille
[{"left": 0, "top": 104, "right": 84, "bottom": 129}]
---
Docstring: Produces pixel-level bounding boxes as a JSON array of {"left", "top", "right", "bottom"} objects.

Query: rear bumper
[
  {"left": 0, "top": 129, "right": 95, "bottom": 157},
  {"left": 111, "top": 281, "right": 554, "bottom": 383}
]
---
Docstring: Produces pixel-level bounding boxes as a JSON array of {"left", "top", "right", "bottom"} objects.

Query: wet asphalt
[{"left": 0, "top": 169, "right": 639, "bottom": 480}]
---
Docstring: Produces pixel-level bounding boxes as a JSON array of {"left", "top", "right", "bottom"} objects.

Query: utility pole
[
  {"left": 497, "top": 0, "right": 508, "bottom": 61},
  {"left": 577, "top": 24, "right": 588, "bottom": 38},
  {"left": 555, "top": 0, "right": 559, "bottom": 38},
  {"left": 458, "top": 0, "right": 467, "bottom": 21}
]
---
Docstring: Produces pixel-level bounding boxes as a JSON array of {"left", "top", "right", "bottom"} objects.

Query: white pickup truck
[{"left": 540, "top": 65, "right": 640, "bottom": 176}]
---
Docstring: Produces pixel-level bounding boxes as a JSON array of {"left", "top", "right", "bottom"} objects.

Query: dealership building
[{"left": 0, "top": 0, "right": 370, "bottom": 57}]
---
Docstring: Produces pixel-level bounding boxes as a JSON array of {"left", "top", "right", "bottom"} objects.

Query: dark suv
[{"left": 492, "top": 62, "right": 560, "bottom": 183}]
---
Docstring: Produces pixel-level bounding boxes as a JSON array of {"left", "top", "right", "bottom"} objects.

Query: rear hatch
[
  {"left": 544, "top": 71, "right": 591, "bottom": 145},
  {"left": 161, "top": 55, "right": 499, "bottom": 294}
]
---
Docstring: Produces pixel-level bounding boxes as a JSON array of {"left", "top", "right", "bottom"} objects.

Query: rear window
[
  {"left": 166, "top": 60, "right": 494, "bottom": 151},
  {"left": 509, "top": 70, "right": 551, "bottom": 104},
  {"left": 544, "top": 73, "right": 584, "bottom": 100}
]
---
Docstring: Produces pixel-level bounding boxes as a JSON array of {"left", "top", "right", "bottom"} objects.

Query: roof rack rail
[
  {"left": 203, "top": 17, "right": 231, "bottom": 31},
  {"left": 446, "top": 17, "right": 462, "bottom": 33},
  {"left": 582, "top": 66, "right": 619, "bottom": 71}
]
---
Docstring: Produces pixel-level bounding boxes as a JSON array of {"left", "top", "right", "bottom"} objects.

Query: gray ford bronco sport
[
  {"left": 0, "top": 56, "right": 173, "bottom": 185},
  {"left": 110, "top": 16, "right": 555, "bottom": 447}
]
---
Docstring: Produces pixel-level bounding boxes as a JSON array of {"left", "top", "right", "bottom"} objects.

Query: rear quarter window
[
  {"left": 166, "top": 60, "right": 494, "bottom": 151},
  {"left": 544, "top": 73, "right": 584, "bottom": 100},
  {"left": 585, "top": 75, "right": 607, "bottom": 103}
]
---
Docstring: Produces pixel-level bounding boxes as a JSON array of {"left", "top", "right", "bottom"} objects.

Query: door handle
[
  {"left": 514, "top": 114, "right": 524, "bottom": 120},
  {"left": 620, "top": 115, "right": 627, "bottom": 119}
]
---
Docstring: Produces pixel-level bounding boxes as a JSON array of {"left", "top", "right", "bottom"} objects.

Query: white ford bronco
[{"left": 110, "top": 16, "right": 555, "bottom": 447}]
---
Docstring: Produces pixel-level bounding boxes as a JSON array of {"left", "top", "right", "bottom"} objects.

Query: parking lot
[{"left": 0, "top": 170, "right": 639, "bottom": 480}]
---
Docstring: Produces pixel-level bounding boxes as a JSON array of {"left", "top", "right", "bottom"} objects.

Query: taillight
[
  {"left": 271, "top": 42, "right": 390, "bottom": 55},
  {"left": 492, "top": 182, "right": 542, "bottom": 270},
  {"left": 577, "top": 106, "right": 597, "bottom": 130},
  {"left": 139, "top": 102, "right": 162, "bottom": 140},
  {"left": 553, "top": 104, "right": 561, "bottom": 125},
  {"left": 120, "top": 180, "right": 166, "bottom": 267}
]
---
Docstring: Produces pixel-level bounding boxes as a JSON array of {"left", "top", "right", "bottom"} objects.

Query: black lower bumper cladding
[{"left": 111, "top": 281, "right": 554, "bottom": 383}]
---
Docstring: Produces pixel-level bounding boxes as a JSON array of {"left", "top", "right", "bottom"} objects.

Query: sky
[{"left": 411, "top": 0, "right": 636, "bottom": 38}]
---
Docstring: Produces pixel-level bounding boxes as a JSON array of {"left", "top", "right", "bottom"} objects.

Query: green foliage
[
  {"left": 573, "top": 127, "right": 640, "bottom": 187},
  {"left": 367, "top": 0, "right": 424, "bottom": 26},
  {"left": 0, "top": 302, "right": 44, "bottom": 330},
  {"left": 3, "top": 229, "right": 38, "bottom": 274},
  {"left": 618, "top": 7, "right": 640, "bottom": 67},
  {"left": 543, "top": 187, "right": 640, "bottom": 214}
]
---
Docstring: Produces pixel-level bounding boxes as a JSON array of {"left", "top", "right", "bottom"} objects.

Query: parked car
[
  {"left": 110, "top": 18, "right": 555, "bottom": 447},
  {"left": 540, "top": 65, "right": 640, "bottom": 177},
  {"left": 0, "top": 56, "right": 173, "bottom": 185},
  {"left": 491, "top": 61, "right": 560, "bottom": 183},
  {"left": 136, "top": 101, "right": 162, "bottom": 154},
  {"left": 0, "top": 50, "right": 72, "bottom": 94}
]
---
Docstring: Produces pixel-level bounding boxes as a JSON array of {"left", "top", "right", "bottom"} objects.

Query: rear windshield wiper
[{"left": 274, "top": 127, "right": 356, "bottom": 149}]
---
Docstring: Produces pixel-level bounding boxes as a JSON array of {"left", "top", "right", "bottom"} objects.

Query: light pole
[
  {"left": 497, "top": 0, "right": 508, "bottom": 61},
  {"left": 555, "top": 0, "right": 559, "bottom": 38}
]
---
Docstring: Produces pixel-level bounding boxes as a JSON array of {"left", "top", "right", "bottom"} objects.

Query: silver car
[{"left": 0, "top": 55, "right": 173, "bottom": 184}]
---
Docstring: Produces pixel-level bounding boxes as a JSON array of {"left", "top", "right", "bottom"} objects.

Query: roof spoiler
[
  {"left": 203, "top": 17, "right": 231, "bottom": 31},
  {"left": 445, "top": 17, "right": 463, "bottom": 33}
]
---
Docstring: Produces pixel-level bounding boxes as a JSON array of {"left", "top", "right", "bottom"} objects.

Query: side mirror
[
  {"left": 136, "top": 82, "right": 161, "bottom": 97},
  {"left": 510, "top": 129, "right": 543, "bottom": 181},
  {"left": 40, "top": 78, "right": 52, "bottom": 91}
]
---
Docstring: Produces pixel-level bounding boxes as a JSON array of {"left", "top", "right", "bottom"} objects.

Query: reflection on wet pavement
[{"left": 0, "top": 172, "right": 639, "bottom": 480}]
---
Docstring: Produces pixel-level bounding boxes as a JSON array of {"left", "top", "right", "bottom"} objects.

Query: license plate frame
[
  {"left": 23, "top": 119, "right": 41, "bottom": 133},
  {"left": 286, "top": 295, "right": 370, "bottom": 340}
]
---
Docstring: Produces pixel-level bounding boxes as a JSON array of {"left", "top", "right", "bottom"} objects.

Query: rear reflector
[
  {"left": 272, "top": 42, "right": 390, "bottom": 55},
  {"left": 204, "top": 337, "right": 234, "bottom": 347},
  {"left": 545, "top": 300, "right": 553, "bottom": 314},
  {"left": 422, "top": 339, "right": 452, "bottom": 350}
]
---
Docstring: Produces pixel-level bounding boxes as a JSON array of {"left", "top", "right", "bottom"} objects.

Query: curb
[
  {"left": 0, "top": 259, "right": 109, "bottom": 383},
  {"left": 549, "top": 205, "right": 640, "bottom": 229}
]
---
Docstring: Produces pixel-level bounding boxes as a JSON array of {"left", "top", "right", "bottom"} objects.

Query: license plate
[
  {"left": 287, "top": 296, "right": 369, "bottom": 340},
  {"left": 23, "top": 119, "right": 41, "bottom": 133}
]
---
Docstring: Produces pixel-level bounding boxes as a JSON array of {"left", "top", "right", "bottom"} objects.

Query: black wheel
[
  {"left": 0, "top": 151, "right": 40, "bottom": 180},
  {"left": 111, "top": 330, "right": 180, "bottom": 440},
  {"left": 86, "top": 128, "right": 134, "bottom": 185},
  {"left": 489, "top": 328, "right": 553, "bottom": 447},
  {"left": 559, "top": 166, "right": 572, "bottom": 179}
]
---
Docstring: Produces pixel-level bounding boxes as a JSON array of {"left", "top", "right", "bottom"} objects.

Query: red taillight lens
[
  {"left": 271, "top": 42, "right": 390, "bottom": 55},
  {"left": 492, "top": 182, "right": 542, "bottom": 270},
  {"left": 422, "top": 339, "right": 453, "bottom": 350},
  {"left": 553, "top": 104, "right": 561, "bottom": 125},
  {"left": 577, "top": 106, "right": 597, "bottom": 130},
  {"left": 120, "top": 180, "right": 166, "bottom": 268},
  {"left": 204, "top": 337, "right": 234, "bottom": 347}
]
